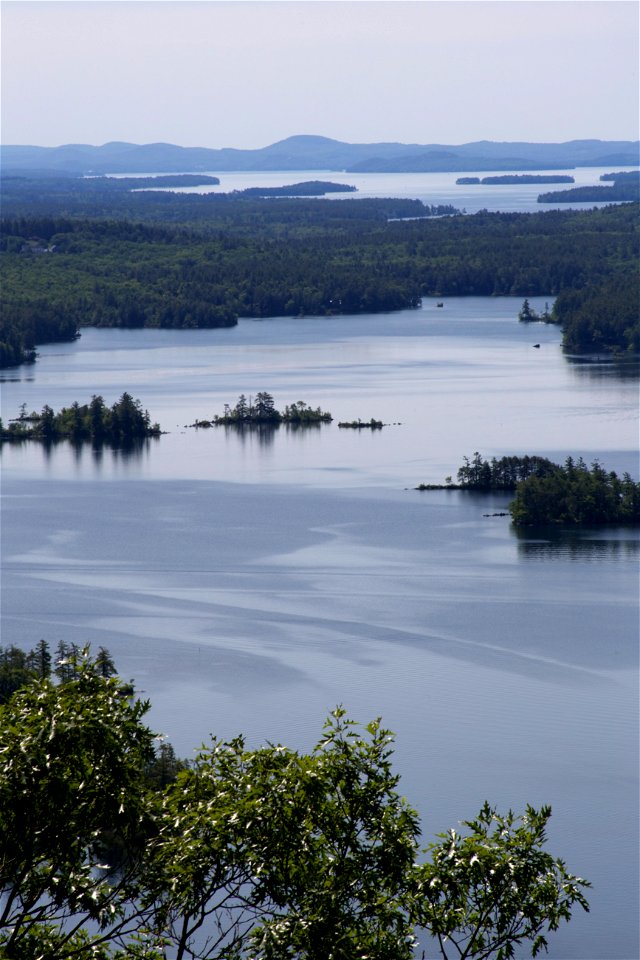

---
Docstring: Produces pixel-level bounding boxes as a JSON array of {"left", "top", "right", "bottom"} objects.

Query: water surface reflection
[{"left": 513, "top": 527, "right": 640, "bottom": 561}]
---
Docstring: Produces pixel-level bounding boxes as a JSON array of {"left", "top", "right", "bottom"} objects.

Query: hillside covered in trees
[
  {"left": 0, "top": 183, "right": 640, "bottom": 366},
  {"left": 0, "top": 172, "right": 638, "bottom": 366},
  {"left": 538, "top": 170, "right": 640, "bottom": 203}
]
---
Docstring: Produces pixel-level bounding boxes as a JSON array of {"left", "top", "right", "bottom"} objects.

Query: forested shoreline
[
  {"left": 538, "top": 170, "right": 640, "bottom": 203},
  {"left": 0, "top": 173, "right": 638, "bottom": 366}
]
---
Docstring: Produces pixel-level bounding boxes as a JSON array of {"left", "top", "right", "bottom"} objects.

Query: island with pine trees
[
  {"left": 417, "top": 452, "right": 640, "bottom": 526},
  {"left": 191, "top": 393, "right": 333, "bottom": 427},
  {"left": 0, "top": 393, "right": 161, "bottom": 444}
]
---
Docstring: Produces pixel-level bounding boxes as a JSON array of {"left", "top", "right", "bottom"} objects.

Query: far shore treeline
[{"left": 0, "top": 168, "right": 638, "bottom": 366}]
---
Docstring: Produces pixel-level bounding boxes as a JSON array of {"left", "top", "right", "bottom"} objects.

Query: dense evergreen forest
[
  {"left": 0, "top": 644, "right": 590, "bottom": 959},
  {"left": 517, "top": 266, "right": 638, "bottom": 352},
  {"left": 0, "top": 393, "right": 161, "bottom": 444},
  {"left": 0, "top": 173, "right": 436, "bottom": 224},
  {"left": 455, "top": 452, "right": 560, "bottom": 490},
  {"left": 419, "top": 453, "right": 640, "bottom": 527},
  {"left": 538, "top": 171, "right": 640, "bottom": 203},
  {"left": 508, "top": 457, "right": 640, "bottom": 526},
  {"left": 0, "top": 171, "right": 638, "bottom": 366}
]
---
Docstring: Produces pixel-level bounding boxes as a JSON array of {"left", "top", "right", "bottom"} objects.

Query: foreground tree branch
[{"left": 0, "top": 649, "right": 590, "bottom": 959}]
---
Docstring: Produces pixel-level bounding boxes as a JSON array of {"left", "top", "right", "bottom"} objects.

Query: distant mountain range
[{"left": 1, "top": 135, "right": 639, "bottom": 174}]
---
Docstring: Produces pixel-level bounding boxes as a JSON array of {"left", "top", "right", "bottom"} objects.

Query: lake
[
  {"left": 1, "top": 297, "right": 638, "bottom": 958},
  {"left": 124, "top": 165, "right": 640, "bottom": 214}
]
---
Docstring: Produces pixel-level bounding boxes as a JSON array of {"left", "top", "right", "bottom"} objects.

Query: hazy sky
[{"left": 1, "top": 1, "right": 638, "bottom": 148}]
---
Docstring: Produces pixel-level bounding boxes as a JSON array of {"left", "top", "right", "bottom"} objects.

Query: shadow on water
[
  {"left": 565, "top": 353, "right": 640, "bottom": 382},
  {"left": 38, "top": 437, "right": 160, "bottom": 469},
  {"left": 218, "top": 421, "right": 325, "bottom": 448},
  {"left": 512, "top": 524, "right": 639, "bottom": 561}
]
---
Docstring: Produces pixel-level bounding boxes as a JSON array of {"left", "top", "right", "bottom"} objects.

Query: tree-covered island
[
  {"left": 458, "top": 175, "right": 575, "bottom": 185},
  {"left": 417, "top": 453, "right": 640, "bottom": 527},
  {"left": 338, "top": 418, "right": 384, "bottom": 429},
  {"left": 233, "top": 180, "right": 357, "bottom": 197},
  {"left": 191, "top": 393, "right": 333, "bottom": 427},
  {"left": 0, "top": 643, "right": 590, "bottom": 959},
  {"left": 117, "top": 175, "right": 221, "bottom": 188},
  {"left": 0, "top": 393, "right": 161, "bottom": 444},
  {"left": 190, "top": 396, "right": 390, "bottom": 429}
]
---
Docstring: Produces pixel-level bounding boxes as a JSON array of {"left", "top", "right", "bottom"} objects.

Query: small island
[
  {"left": 0, "top": 393, "right": 161, "bottom": 444},
  {"left": 416, "top": 452, "right": 640, "bottom": 526},
  {"left": 234, "top": 181, "right": 357, "bottom": 198},
  {"left": 517, "top": 298, "right": 554, "bottom": 323},
  {"left": 338, "top": 418, "right": 383, "bottom": 429},
  {"left": 193, "top": 393, "right": 332, "bottom": 427},
  {"left": 457, "top": 175, "right": 574, "bottom": 185},
  {"left": 482, "top": 175, "right": 574, "bottom": 185},
  {"left": 111, "top": 175, "right": 221, "bottom": 189}
]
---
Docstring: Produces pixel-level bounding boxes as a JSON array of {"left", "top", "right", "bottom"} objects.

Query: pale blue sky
[{"left": 1, "top": 1, "right": 638, "bottom": 147}]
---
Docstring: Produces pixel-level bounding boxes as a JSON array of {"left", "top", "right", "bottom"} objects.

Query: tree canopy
[
  {"left": 419, "top": 453, "right": 640, "bottom": 527},
  {"left": 0, "top": 394, "right": 161, "bottom": 444},
  {"left": 0, "top": 647, "right": 590, "bottom": 959},
  {"left": 1, "top": 193, "right": 638, "bottom": 366},
  {"left": 509, "top": 457, "right": 640, "bottom": 527}
]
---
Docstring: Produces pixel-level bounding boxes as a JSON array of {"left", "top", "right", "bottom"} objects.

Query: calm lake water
[
  {"left": 126, "top": 165, "right": 640, "bottom": 214},
  {"left": 1, "top": 297, "right": 638, "bottom": 958}
]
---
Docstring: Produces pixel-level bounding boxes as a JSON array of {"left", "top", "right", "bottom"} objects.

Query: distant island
[
  {"left": 517, "top": 299, "right": 553, "bottom": 323},
  {"left": 193, "top": 394, "right": 332, "bottom": 427},
  {"left": 235, "top": 181, "right": 356, "bottom": 197},
  {"left": 457, "top": 175, "right": 575, "bottom": 185},
  {"left": 416, "top": 452, "right": 640, "bottom": 527},
  {"left": 117, "top": 175, "right": 220, "bottom": 188},
  {"left": 0, "top": 394, "right": 161, "bottom": 444}
]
